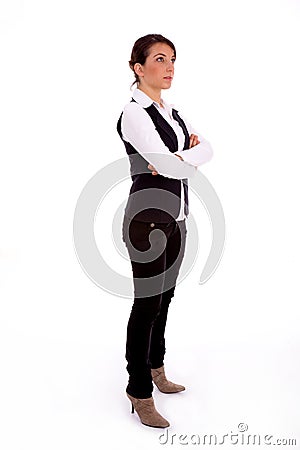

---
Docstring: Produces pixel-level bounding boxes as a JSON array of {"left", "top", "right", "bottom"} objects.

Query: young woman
[{"left": 117, "top": 34, "right": 213, "bottom": 428}]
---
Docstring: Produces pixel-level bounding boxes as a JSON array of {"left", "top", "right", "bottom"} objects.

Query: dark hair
[{"left": 129, "top": 34, "right": 176, "bottom": 88}]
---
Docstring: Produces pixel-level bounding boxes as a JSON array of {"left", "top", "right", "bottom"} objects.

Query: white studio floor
[{"left": 0, "top": 268, "right": 299, "bottom": 450}]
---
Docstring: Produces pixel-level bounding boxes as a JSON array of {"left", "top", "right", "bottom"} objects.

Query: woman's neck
[{"left": 137, "top": 85, "right": 162, "bottom": 106}]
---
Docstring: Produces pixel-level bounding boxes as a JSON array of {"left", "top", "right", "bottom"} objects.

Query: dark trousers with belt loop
[{"left": 122, "top": 214, "right": 187, "bottom": 398}]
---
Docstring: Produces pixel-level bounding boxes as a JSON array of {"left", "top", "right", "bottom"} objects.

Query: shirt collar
[{"left": 132, "top": 88, "right": 173, "bottom": 112}]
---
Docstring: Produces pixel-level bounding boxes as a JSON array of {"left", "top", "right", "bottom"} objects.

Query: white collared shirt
[{"left": 120, "top": 88, "right": 213, "bottom": 220}]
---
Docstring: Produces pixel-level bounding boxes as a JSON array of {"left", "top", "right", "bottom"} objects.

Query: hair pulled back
[{"left": 129, "top": 34, "right": 176, "bottom": 88}]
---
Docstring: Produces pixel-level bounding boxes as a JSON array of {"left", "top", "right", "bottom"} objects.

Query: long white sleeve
[
  {"left": 173, "top": 111, "right": 213, "bottom": 167},
  {"left": 121, "top": 102, "right": 197, "bottom": 180}
]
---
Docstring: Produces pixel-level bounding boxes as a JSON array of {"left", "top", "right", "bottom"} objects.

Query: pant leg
[
  {"left": 149, "top": 219, "right": 187, "bottom": 369},
  {"left": 122, "top": 215, "right": 177, "bottom": 398}
]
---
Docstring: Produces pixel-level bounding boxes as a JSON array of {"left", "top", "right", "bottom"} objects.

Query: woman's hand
[
  {"left": 148, "top": 163, "right": 158, "bottom": 175},
  {"left": 148, "top": 153, "right": 184, "bottom": 175},
  {"left": 148, "top": 151, "right": 184, "bottom": 175},
  {"left": 189, "top": 134, "right": 200, "bottom": 148}
]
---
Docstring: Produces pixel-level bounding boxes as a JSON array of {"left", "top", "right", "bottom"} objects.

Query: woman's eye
[{"left": 156, "top": 57, "right": 176, "bottom": 63}]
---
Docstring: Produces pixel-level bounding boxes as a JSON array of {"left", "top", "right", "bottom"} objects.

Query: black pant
[{"left": 122, "top": 214, "right": 187, "bottom": 398}]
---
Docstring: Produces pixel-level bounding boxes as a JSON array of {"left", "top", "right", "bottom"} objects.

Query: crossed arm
[
  {"left": 148, "top": 133, "right": 200, "bottom": 175},
  {"left": 122, "top": 102, "right": 212, "bottom": 179}
]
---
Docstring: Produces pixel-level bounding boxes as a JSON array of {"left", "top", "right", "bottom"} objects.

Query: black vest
[{"left": 117, "top": 99, "right": 190, "bottom": 223}]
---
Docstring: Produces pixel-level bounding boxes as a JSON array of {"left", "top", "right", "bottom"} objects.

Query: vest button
[{"left": 150, "top": 223, "right": 155, "bottom": 227}]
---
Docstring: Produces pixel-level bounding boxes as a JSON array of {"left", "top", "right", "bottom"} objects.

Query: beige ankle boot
[
  {"left": 151, "top": 365, "right": 185, "bottom": 393},
  {"left": 126, "top": 393, "right": 170, "bottom": 428}
]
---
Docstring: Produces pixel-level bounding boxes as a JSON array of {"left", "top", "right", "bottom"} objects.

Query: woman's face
[{"left": 135, "top": 42, "right": 176, "bottom": 91}]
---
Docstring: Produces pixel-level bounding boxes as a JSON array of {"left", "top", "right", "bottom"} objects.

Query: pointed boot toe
[
  {"left": 126, "top": 393, "right": 170, "bottom": 428},
  {"left": 151, "top": 365, "right": 185, "bottom": 394}
]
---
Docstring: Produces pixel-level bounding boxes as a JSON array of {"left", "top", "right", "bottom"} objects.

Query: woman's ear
[{"left": 134, "top": 63, "right": 144, "bottom": 78}]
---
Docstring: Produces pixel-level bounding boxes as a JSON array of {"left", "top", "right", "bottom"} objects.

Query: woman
[{"left": 117, "top": 34, "right": 213, "bottom": 428}]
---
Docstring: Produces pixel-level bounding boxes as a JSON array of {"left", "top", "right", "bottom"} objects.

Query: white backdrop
[{"left": 0, "top": 0, "right": 300, "bottom": 449}]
